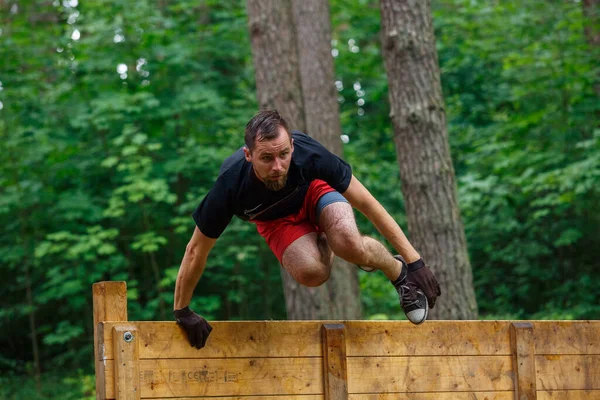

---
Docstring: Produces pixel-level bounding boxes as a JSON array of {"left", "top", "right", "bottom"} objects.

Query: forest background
[{"left": 1, "top": 0, "right": 598, "bottom": 398}]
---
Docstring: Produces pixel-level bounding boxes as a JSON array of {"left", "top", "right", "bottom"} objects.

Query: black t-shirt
[{"left": 192, "top": 130, "right": 352, "bottom": 238}]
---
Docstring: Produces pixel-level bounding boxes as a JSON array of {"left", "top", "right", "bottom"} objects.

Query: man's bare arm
[
  {"left": 174, "top": 226, "right": 217, "bottom": 310},
  {"left": 341, "top": 175, "right": 420, "bottom": 263}
]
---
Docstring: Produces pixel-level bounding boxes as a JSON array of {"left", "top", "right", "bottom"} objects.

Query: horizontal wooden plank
[
  {"left": 100, "top": 321, "right": 324, "bottom": 360},
  {"left": 344, "top": 321, "right": 512, "bottom": 356},
  {"left": 345, "top": 320, "right": 600, "bottom": 357},
  {"left": 98, "top": 321, "right": 600, "bottom": 361},
  {"left": 104, "top": 358, "right": 323, "bottom": 398},
  {"left": 350, "top": 393, "right": 600, "bottom": 400},
  {"left": 100, "top": 321, "right": 525, "bottom": 360},
  {"left": 347, "top": 356, "right": 514, "bottom": 393},
  {"left": 533, "top": 321, "right": 600, "bottom": 355},
  {"left": 349, "top": 393, "right": 513, "bottom": 399},
  {"left": 104, "top": 392, "right": 600, "bottom": 400},
  {"left": 538, "top": 390, "right": 600, "bottom": 399},
  {"left": 536, "top": 355, "right": 600, "bottom": 390},
  {"left": 146, "top": 397, "right": 324, "bottom": 400}
]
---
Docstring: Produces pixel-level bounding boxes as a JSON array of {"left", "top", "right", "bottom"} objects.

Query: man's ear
[
  {"left": 290, "top": 138, "right": 294, "bottom": 153},
  {"left": 243, "top": 146, "right": 252, "bottom": 162}
]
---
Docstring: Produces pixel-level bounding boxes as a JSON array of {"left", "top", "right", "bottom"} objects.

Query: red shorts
[{"left": 253, "top": 180, "right": 335, "bottom": 263}]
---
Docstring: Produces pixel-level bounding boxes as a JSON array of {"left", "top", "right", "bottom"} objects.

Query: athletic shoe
[{"left": 392, "top": 255, "right": 428, "bottom": 324}]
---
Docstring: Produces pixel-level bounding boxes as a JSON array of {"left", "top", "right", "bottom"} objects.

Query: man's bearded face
[{"left": 244, "top": 127, "right": 293, "bottom": 191}]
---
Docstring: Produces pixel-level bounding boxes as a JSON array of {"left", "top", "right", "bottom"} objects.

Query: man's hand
[
  {"left": 174, "top": 306, "right": 213, "bottom": 349},
  {"left": 406, "top": 259, "right": 441, "bottom": 308}
]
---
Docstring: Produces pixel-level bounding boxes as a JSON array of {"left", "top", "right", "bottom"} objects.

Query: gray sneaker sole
[{"left": 405, "top": 291, "right": 429, "bottom": 325}]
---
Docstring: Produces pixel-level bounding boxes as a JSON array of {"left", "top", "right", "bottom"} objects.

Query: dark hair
[{"left": 245, "top": 110, "right": 291, "bottom": 151}]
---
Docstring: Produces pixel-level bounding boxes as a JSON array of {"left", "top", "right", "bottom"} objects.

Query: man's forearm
[{"left": 173, "top": 250, "right": 208, "bottom": 310}]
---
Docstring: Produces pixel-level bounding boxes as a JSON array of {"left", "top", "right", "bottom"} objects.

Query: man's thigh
[
  {"left": 318, "top": 201, "right": 360, "bottom": 237},
  {"left": 317, "top": 202, "right": 362, "bottom": 254}
]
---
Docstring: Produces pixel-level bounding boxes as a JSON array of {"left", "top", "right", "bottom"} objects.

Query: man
[{"left": 174, "top": 110, "right": 441, "bottom": 349}]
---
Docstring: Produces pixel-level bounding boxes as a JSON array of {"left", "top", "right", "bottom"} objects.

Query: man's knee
[
  {"left": 329, "top": 230, "right": 366, "bottom": 264},
  {"left": 295, "top": 265, "right": 330, "bottom": 287}
]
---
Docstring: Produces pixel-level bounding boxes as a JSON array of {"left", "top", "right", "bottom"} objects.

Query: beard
[{"left": 263, "top": 174, "right": 288, "bottom": 191}]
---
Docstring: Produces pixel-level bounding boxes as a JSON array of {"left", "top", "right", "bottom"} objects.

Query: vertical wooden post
[
  {"left": 510, "top": 322, "right": 537, "bottom": 400},
  {"left": 322, "top": 324, "right": 348, "bottom": 400},
  {"left": 93, "top": 281, "right": 128, "bottom": 400},
  {"left": 112, "top": 325, "right": 141, "bottom": 400}
]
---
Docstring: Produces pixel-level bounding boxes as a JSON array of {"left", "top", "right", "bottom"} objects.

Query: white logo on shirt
[{"left": 243, "top": 204, "right": 263, "bottom": 216}]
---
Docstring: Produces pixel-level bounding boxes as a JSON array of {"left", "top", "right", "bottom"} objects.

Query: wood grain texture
[
  {"left": 100, "top": 321, "right": 514, "bottom": 360},
  {"left": 322, "top": 324, "right": 348, "bottom": 400},
  {"left": 538, "top": 390, "right": 600, "bottom": 399},
  {"left": 347, "top": 356, "right": 514, "bottom": 393},
  {"left": 538, "top": 390, "right": 600, "bottom": 400},
  {"left": 536, "top": 355, "right": 600, "bottom": 390},
  {"left": 351, "top": 394, "right": 600, "bottom": 400},
  {"left": 93, "top": 317, "right": 600, "bottom": 399},
  {"left": 93, "top": 281, "right": 127, "bottom": 400},
  {"left": 103, "top": 391, "right": 600, "bottom": 400},
  {"left": 147, "top": 397, "right": 324, "bottom": 400},
  {"left": 533, "top": 321, "right": 600, "bottom": 355},
  {"left": 99, "top": 321, "right": 600, "bottom": 360},
  {"left": 104, "top": 358, "right": 323, "bottom": 398},
  {"left": 93, "top": 282, "right": 128, "bottom": 328},
  {"left": 100, "top": 321, "right": 323, "bottom": 360},
  {"left": 349, "top": 393, "right": 513, "bottom": 400},
  {"left": 345, "top": 320, "right": 511, "bottom": 357},
  {"left": 112, "top": 325, "right": 140, "bottom": 400},
  {"left": 511, "top": 322, "right": 537, "bottom": 399}
]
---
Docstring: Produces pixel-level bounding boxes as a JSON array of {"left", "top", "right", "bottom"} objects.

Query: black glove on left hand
[
  {"left": 406, "top": 259, "right": 441, "bottom": 308},
  {"left": 174, "top": 306, "right": 213, "bottom": 349}
]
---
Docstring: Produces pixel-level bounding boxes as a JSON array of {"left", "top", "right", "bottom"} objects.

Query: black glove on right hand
[
  {"left": 406, "top": 259, "right": 442, "bottom": 309},
  {"left": 174, "top": 306, "right": 213, "bottom": 349}
]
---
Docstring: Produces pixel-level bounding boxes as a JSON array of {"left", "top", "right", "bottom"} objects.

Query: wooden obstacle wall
[{"left": 93, "top": 281, "right": 600, "bottom": 400}]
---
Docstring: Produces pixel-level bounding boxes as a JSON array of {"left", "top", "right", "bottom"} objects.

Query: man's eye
[{"left": 262, "top": 156, "right": 272, "bottom": 161}]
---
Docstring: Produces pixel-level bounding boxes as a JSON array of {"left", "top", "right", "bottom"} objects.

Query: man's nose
[{"left": 273, "top": 158, "right": 283, "bottom": 171}]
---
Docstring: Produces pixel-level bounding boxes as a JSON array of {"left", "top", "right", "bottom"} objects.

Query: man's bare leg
[
  {"left": 281, "top": 232, "right": 333, "bottom": 287},
  {"left": 317, "top": 202, "right": 403, "bottom": 280},
  {"left": 316, "top": 231, "right": 335, "bottom": 267},
  {"left": 317, "top": 201, "right": 428, "bottom": 324}
]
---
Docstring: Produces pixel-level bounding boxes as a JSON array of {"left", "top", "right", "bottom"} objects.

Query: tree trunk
[
  {"left": 379, "top": 0, "right": 478, "bottom": 319},
  {"left": 582, "top": 0, "right": 600, "bottom": 100},
  {"left": 292, "top": 0, "right": 362, "bottom": 319},
  {"left": 25, "top": 262, "right": 42, "bottom": 392},
  {"left": 292, "top": 0, "right": 343, "bottom": 156},
  {"left": 583, "top": 0, "right": 600, "bottom": 47},
  {"left": 247, "top": 0, "right": 362, "bottom": 319},
  {"left": 247, "top": 0, "right": 305, "bottom": 128}
]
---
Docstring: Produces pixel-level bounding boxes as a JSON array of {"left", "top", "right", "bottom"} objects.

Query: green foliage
[
  {"left": 0, "top": 371, "right": 95, "bottom": 400},
  {"left": 332, "top": 0, "right": 599, "bottom": 320},
  {"left": 0, "top": 0, "right": 274, "bottom": 390},
  {"left": 433, "top": 0, "right": 600, "bottom": 319}
]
